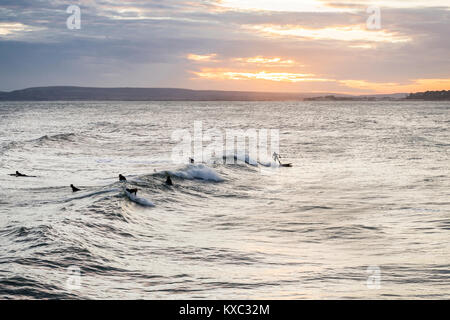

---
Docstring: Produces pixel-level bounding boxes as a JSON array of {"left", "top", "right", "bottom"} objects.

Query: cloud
[
  {"left": 340, "top": 78, "right": 450, "bottom": 93},
  {"left": 0, "top": 0, "right": 448, "bottom": 93},
  {"left": 187, "top": 53, "right": 218, "bottom": 61},
  {"left": 318, "top": 0, "right": 450, "bottom": 10},
  {"left": 0, "top": 22, "right": 46, "bottom": 39},
  {"left": 233, "top": 56, "right": 297, "bottom": 66},
  {"left": 191, "top": 68, "right": 329, "bottom": 82},
  {"left": 245, "top": 24, "right": 411, "bottom": 43}
]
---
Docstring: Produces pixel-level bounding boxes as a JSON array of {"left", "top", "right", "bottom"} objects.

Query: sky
[{"left": 0, "top": 0, "right": 449, "bottom": 94}]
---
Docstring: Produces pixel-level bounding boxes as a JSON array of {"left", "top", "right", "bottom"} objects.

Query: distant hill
[
  {"left": 0, "top": 86, "right": 327, "bottom": 101},
  {"left": 3, "top": 86, "right": 444, "bottom": 101},
  {"left": 406, "top": 90, "right": 450, "bottom": 100}
]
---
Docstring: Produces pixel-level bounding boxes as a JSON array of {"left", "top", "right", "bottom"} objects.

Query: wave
[
  {"left": 0, "top": 224, "right": 55, "bottom": 240},
  {"left": 1, "top": 140, "right": 20, "bottom": 153},
  {"left": 169, "top": 164, "right": 224, "bottom": 182},
  {"left": 222, "top": 152, "right": 278, "bottom": 168},
  {"left": 125, "top": 190, "right": 155, "bottom": 207},
  {"left": 222, "top": 153, "right": 258, "bottom": 166},
  {"left": 33, "top": 133, "right": 77, "bottom": 144},
  {"left": 61, "top": 188, "right": 122, "bottom": 203},
  {"left": 0, "top": 275, "right": 75, "bottom": 299},
  {"left": 1, "top": 133, "right": 79, "bottom": 153}
]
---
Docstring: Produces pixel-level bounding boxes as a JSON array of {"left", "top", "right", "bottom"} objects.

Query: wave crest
[{"left": 169, "top": 164, "right": 224, "bottom": 182}]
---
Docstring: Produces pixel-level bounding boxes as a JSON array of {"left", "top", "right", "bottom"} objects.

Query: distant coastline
[
  {"left": 405, "top": 90, "right": 450, "bottom": 101},
  {"left": 0, "top": 86, "right": 448, "bottom": 101},
  {"left": 0, "top": 86, "right": 316, "bottom": 101},
  {"left": 305, "top": 90, "right": 450, "bottom": 101}
]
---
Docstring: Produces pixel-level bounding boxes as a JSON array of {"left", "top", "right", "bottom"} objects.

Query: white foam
[
  {"left": 258, "top": 160, "right": 279, "bottom": 167},
  {"left": 125, "top": 191, "right": 155, "bottom": 207},
  {"left": 223, "top": 152, "right": 278, "bottom": 168},
  {"left": 64, "top": 188, "right": 121, "bottom": 202},
  {"left": 170, "top": 164, "right": 224, "bottom": 182}
]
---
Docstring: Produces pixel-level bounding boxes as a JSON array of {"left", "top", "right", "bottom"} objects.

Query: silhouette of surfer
[
  {"left": 165, "top": 175, "right": 173, "bottom": 186},
  {"left": 189, "top": 157, "right": 195, "bottom": 164},
  {"left": 70, "top": 184, "right": 80, "bottom": 192},
  {"left": 273, "top": 153, "right": 292, "bottom": 167},
  {"left": 126, "top": 188, "right": 138, "bottom": 195},
  {"left": 9, "top": 171, "right": 35, "bottom": 177},
  {"left": 119, "top": 174, "right": 127, "bottom": 181}
]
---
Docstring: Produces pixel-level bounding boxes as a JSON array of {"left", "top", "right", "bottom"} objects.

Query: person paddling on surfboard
[
  {"left": 70, "top": 184, "right": 81, "bottom": 192},
  {"left": 126, "top": 188, "right": 138, "bottom": 195},
  {"left": 9, "top": 171, "right": 35, "bottom": 177},
  {"left": 165, "top": 174, "right": 173, "bottom": 186},
  {"left": 119, "top": 174, "right": 127, "bottom": 181}
]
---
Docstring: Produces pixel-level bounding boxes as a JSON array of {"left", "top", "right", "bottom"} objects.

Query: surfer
[
  {"left": 189, "top": 157, "right": 195, "bottom": 164},
  {"left": 9, "top": 171, "right": 35, "bottom": 177},
  {"left": 165, "top": 175, "right": 173, "bottom": 186},
  {"left": 70, "top": 184, "right": 81, "bottom": 192},
  {"left": 119, "top": 174, "right": 127, "bottom": 181},
  {"left": 126, "top": 188, "right": 138, "bottom": 195},
  {"left": 273, "top": 152, "right": 280, "bottom": 164},
  {"left": 273, "top": 153, "right": 292, "bottom": 167}
]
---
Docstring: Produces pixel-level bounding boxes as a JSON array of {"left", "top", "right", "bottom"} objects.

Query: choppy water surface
[{"left": 0, "top": 101, "right": 449, "bottom": 299}]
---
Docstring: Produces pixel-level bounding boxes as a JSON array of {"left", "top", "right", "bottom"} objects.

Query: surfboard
[
  {"left": 125, "top": 190, "right": 155, "bottom": 207},
  {"left": 280, "top": 163, "right": 293, "bottom": 167},
  {"left": 9, "top": 174, "right": 37, "bottom": 177}
]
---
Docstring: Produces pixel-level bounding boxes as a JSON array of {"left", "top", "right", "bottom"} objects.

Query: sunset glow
[
  {"left": 217, "top": 0, "right": 450, "bottom": 12},
  {"left": 247, "top": 24, "right": 411, "bottom": 43},
  {"left": 192, "top": 69, "right": 329, "bottom": 82},
  {"left": 341, "top": 79, "right": 450, "bottom": 94},
  {"left": 233, "top": 56, "right": 297, "bottom": 66},
  {"left": 0, "top": 0, "right": 449, "bottom": 94},
  {"left": 0, "top": 22, "right": 40, "bottom": 37},
  {"left": 217, "top": 0, "right": 347, "bottom": 13},
  {"left": 2, "top": 0, "right": 450, "bottom": 304},
  {"left": 187, "top": 53, "right": 218, "bottom": 62}
]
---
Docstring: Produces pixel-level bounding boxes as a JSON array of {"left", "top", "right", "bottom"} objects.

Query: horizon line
[{"left": 0, "top": 85, "right": 424, "bottom": 96}]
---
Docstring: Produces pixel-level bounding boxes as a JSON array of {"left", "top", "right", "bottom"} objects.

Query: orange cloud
[
  {"left": 340, "top": 78, "right": 450, "bottom": 93},
  {"left": 216, "top": 0, "right": 351, "bottom": 13},
  {"left": 247, "top": 24, "right": 411, "bottom": 43},
  {"left": 233, "top": 56, "right": 297, "bottom": 66},
  {"left": 192, "top": 69, "right": 330, "bottom": 82},
  {"left": 187, "top": 53, "right": 218, "bottom": 62},
  {"left": 216, "top": 0, "right": 450, "bottom": 12}
]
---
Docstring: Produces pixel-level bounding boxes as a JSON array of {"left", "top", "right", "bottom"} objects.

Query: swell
[
  {"left": 1, "top": 132, "right": 81, "bottom": 153},
  {"left": 0, "top": 158, "right": 279, "bottom": 299},
  {"left": 33, "top": 133, "right": 77, "bottom": 144}
]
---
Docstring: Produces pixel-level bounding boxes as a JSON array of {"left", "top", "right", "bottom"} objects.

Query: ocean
[{"left": 0, "top": 100, "right": 449, "bottom": 299}]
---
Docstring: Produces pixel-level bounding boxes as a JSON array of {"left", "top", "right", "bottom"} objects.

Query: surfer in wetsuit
[
  {"left": 9, "top": 171, "right": 34, "bottom": 177},
  {"left": 126, "top": 188, "right": 138, "bottom": 195},
  {"left": 70, "top": 184, "right": 81, "bottom": 192},
  {"left": 119, "top": 174, "right": 127, "bottom": 181},
  {"left": 165, "top": 175, "right": 173, "bottom": 186},
  {"left": 273, "top": 152, "right": 292, "bottom": 167},
  {"left": 189, "top": 157, "right": 194, "bottom": 164},
  {"left": 273, "top": 152, "right": 281, "bottom": 165}
]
